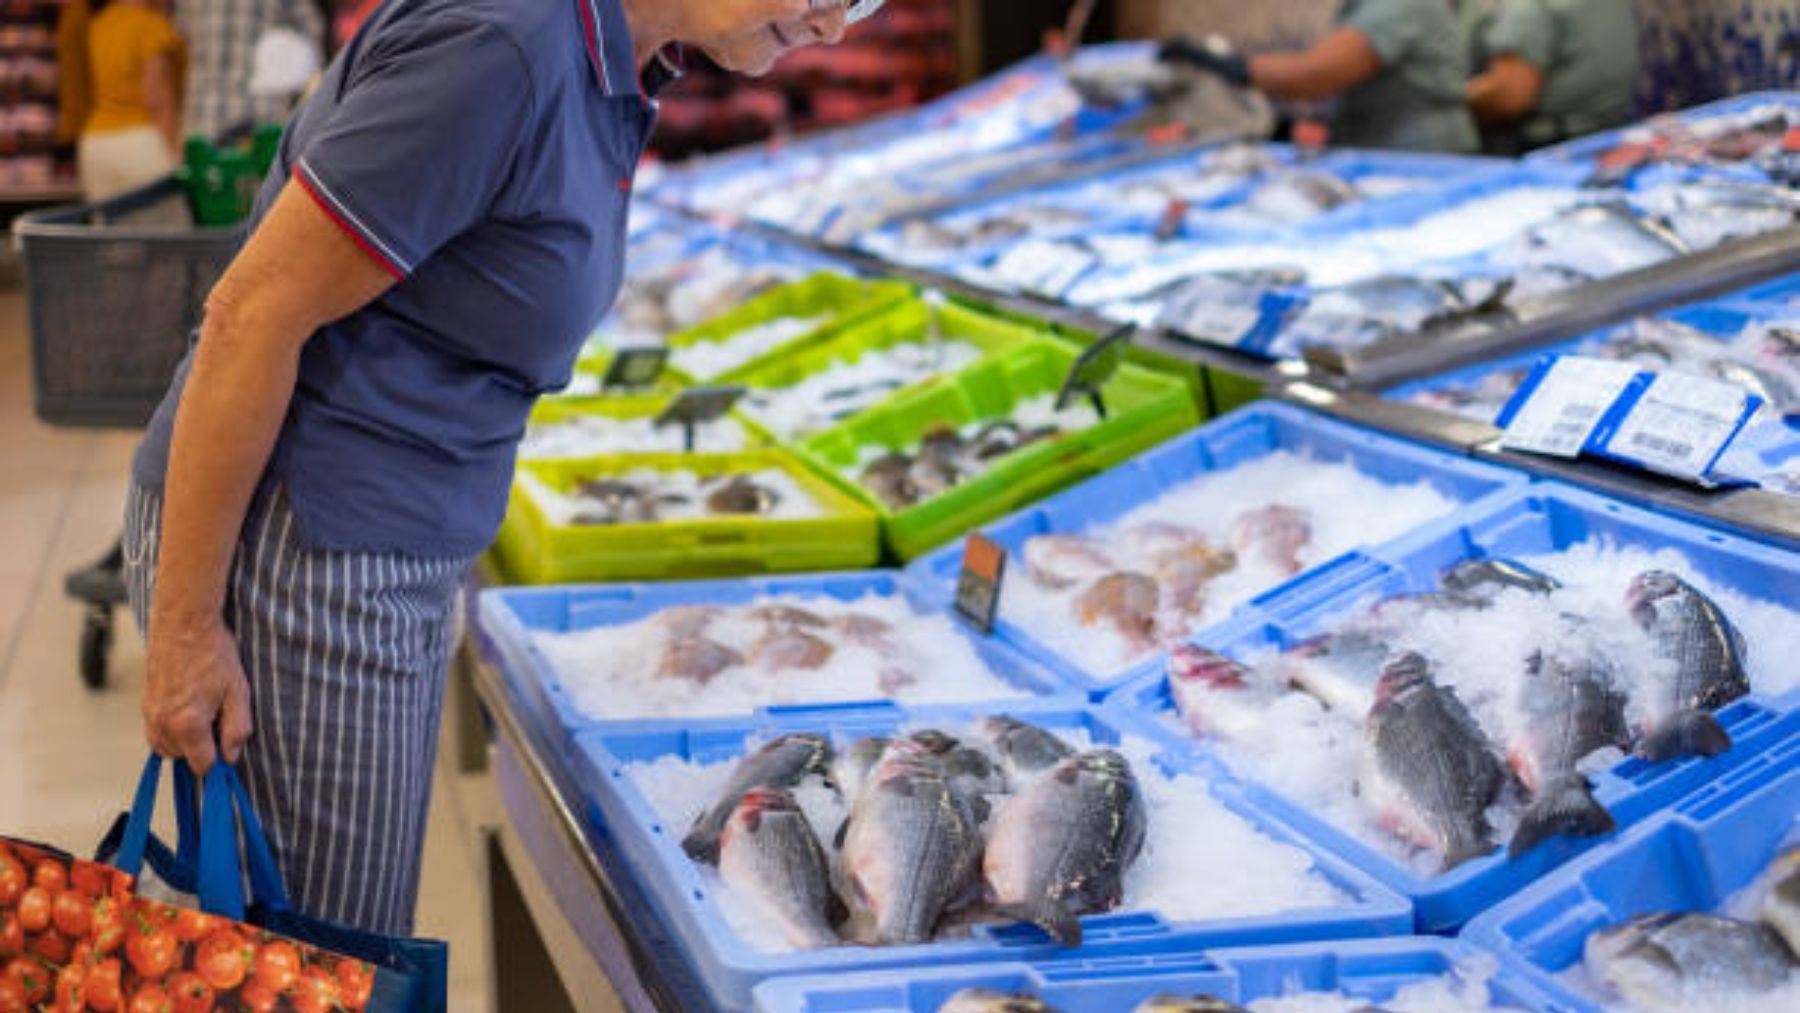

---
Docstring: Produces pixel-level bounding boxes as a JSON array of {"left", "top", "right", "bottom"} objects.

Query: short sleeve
[
  {"left": 292, "top": 17, "right": 533, "bottom": 279},
  {"left": 1486, "top": 0, "right": 1556, "bottom": 69},
  {"left": 1341, "top": 0, "right": 1425, "bottom": 67},
  {"left": 138, "top": 11, "right": 183, "bottom": 60}
]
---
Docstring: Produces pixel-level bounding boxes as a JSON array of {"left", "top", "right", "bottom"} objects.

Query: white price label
[
  {"left": 1498, "top": 357, "right": 1640, "bottom": 458},
  {"left": 1606, "top": 371, "right": 1752, "bottom": 479},
  {"left": 990, "top": 239, "right": 1097, "bottom": 297}
]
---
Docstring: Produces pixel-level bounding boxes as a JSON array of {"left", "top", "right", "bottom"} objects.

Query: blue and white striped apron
[{"left": 121, "top": 482, "right": 471, "bottom": 936}]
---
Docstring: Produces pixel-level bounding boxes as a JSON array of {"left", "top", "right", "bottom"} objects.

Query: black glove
[{"left": 1156, "top": 34, "right": 1250, "bottom": 87}]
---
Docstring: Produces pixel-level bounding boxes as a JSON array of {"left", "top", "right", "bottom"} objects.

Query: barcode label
[
  {"left": 1605, "top": 372, "right": 1751, "bottom": 479},
  {"left": 1627, "top": 431, "right": 1694, "bottom": 460},
  {"left": 1499, "top": 357, "right": 1640, "bottom": 458}
]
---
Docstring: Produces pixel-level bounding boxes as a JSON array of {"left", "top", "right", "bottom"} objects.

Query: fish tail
[
  {"left": 1637, "top": 708, "right": 1733, "bottom": 762},
  {"left": 680, "top": 823, "right": 722, "bottom": 864},
  {"left": 1440, "top": 821, "right": 1498, "bottom": 872},
  {"left": 1510, "top": 773, "right": 1616, "bottom": 858},
  {"left": 993, "top": 898, "right": 1084, "bottom": 947}
]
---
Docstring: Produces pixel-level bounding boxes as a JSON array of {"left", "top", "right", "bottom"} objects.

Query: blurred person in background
[
  {"left": 77, "top": 0, "right": 188, "bottom": 200},
  {"left": 1155, "top": 0, "right": 1479, "bottom": 153},
  {"left": 1465, "top": 0, "right": 1639, "bottom": 154},
  {"left": 177, "top": 0, "right": 325, "bottom": 139}
]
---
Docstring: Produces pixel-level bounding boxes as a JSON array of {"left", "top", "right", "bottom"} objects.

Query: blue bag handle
[{"left": 112, "top": 754, "right": 202, "bottom": 878}]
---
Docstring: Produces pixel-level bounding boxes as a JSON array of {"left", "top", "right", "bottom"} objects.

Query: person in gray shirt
[
  {"left": 1157, "top": 0, "right": 1478, "bottom": 153},
  {"left": 1465, "top": 0, "right": 1640, "bottom": 153}
]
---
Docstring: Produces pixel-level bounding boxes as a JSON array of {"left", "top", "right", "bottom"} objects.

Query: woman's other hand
[{"left": 142, "top": 613, "right": 253, "bottom": 773}]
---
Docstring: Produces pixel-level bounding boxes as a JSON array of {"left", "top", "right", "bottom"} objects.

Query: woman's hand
[{"left": 142, "top": 612, "right": 254, "bottom": 774}]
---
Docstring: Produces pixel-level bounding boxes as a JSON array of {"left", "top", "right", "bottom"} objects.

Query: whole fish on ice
[
  {"left": 1506, "top": 643, "right": 1630, "bottom": 857},
  {"left": 937, "top": 989, "right": 1065, "bottom": 1013},
  {"left": 1626, "top": 570, "right": 1751, "bottom": 761},
  {"left": 1758, "top": 832, "right": 1800, "bottom": 956},
  {"left": 682, "top": 733, "right": 835, "bottom": 863},
  {"left": 718, "top": 787, "right": 847, "bottom": 949},
  {"left": 1585, "top": 911, "right": 1799, "bottom": 1012},
  {"left": 840, "top": 740, "right": 984, "bottom": 944},
  {"left": 1128, "top": 995, "right": 1251, "bottom": 1013},
  {"left": 975, "top": 715, "right": 1075, "bottom": 784}
]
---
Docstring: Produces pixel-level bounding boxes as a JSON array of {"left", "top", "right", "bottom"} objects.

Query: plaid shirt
[{"left": 177, "top": 0, "right": 328, "bottom": 138}]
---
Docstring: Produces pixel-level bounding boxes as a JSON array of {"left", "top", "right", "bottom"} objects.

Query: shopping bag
[{"left": 0, "top": 755, "right": 447, "bottom": 1013}]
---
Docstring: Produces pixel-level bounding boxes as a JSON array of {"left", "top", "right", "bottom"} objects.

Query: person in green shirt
[
  {"left": 1465, "top": 0, "right": 1640, "bottom": 154},
  {"left": 1157, "top": 0, "right": 1478, "bottom": 153}
]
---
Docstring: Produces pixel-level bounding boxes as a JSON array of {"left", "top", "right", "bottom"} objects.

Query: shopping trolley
[{"left": 15, "top": 177, "right": 245, "bottom": 687}]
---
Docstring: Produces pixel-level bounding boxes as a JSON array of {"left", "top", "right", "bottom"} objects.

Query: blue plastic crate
[
  {"left": 1107, "top": 480, "right": 1800, "bottom": 934},
  {"left": 1528, "top": 90, "right": 1800, "bottom": 165},
  {"left": 1463, "top": 736, "right": 1800, "bottom": 1013},
  {"left": 901, "top": 401, "right": 1528, "bottom": 697},
  {"left": 1737, "top": 271, "right": 1800, "bottom": 306},
  {"left": 574, "top": 701, "right": 1413, "bottom": 1013},
  {"left": 474, "top": 571, "right": 1081, "bottom": 750},
  {"left": 751, "top": 937, "right": 1570, "bottom": 1013}
]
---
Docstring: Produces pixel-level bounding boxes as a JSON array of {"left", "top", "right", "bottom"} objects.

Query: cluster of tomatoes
[{"left": 0, "top": 841, "right": 375, "bottom": 1013}]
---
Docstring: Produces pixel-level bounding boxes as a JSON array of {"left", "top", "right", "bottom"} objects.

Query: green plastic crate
[
  {"left": 521, "top": 395, "right": 773, "bottom": 458},
  {"left": 664, "top": 273, "right": 913, "bottom": 383},
  {"left": 730, "top": 299, "right": 1038, "bottom": 441},
  {"left": 798, "top": 337, "right": 1201, "bottom": 560},
  {"left": 492, "top": 450, "right": 880, "bottom": 584}
]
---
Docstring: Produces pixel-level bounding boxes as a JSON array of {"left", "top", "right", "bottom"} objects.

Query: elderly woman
[{"left": 124, "top": 0, "right": 852, "bottom": 936}]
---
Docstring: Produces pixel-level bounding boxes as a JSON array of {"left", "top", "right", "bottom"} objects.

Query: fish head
[
  {"left": 1373, "top": 652, "right": 1433, "bottom": 703},
  {"left": 906, "top": 729, "right": 960, "bottom": 755},
  {"left": 1167, "top": 645, "right": 1251, "bottom": 690},
  {"left": 1624, "top": 570, "right": 1684, "bottom": 622}
]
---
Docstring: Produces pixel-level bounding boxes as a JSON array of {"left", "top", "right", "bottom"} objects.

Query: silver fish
[
  {"left": 1626, "top": 570, "right": 1751, "bottom": 762},
  {"left": 937, "top": 988, "right": 1065, "bottom": 1013},
  {"left": 1507, "top": 646, "right": 1629, "bottom": 857},
  {"left": 1363, "top": 653, "right": 1505, "bottom": 871},
  {"left": 1128, "top": 995, "right": 1251, "bottom": 1013},
  {"left": 1517, "top": 202, "right": 1687, "bottom": 279},
  {"left": 840, "top": 741, "right": 983, "bottom": 945},
  {"left": 1586, "top": 912, "right": 1798, "bottom": 1012},
  {"left": 983, "top": 749, "right": 1147, "bottom": 946},
  {"left": 1760, "top": 837, "right": 1800, "bottom": 957},
  {"left": 718, "top": 787, "right": 846, "bottom": 950},
  {"left": 975, "top": 715, "right": 1075, "bottom": 785},
  {"left": 682, "top": 733, "right": 835, "bottom": 864},
  {"left": 1439, "top": 558, "right": 1562, "bottom": 599},
  {"left": 907, "top": 730, "right": 1007, "bottom": 816}
]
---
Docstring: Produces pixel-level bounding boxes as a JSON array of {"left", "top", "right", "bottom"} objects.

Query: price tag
[
  {"left": 1056, "top": 324, "right": 1135, "bottom": 418},
  {"left": 654, "top": 385, "right": 746, "bottom": 451},
  {"left": 989, "top": 239, "right": 1098, "bottom": 298},
  {"left": 1603, "top": 372, "right": 1757, "bottom": 480},
  {"left": 601, "top": 347, "right": 670, "bottom": 391},
  {"left": 954, "top": 533, "right": 1006, "bottom": 634},
  {"left": 1498, "top": 356, "right": 1639, "bottom": 458}
]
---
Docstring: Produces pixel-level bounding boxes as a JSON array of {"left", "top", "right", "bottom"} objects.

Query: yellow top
[{"left": 84, "top": 4, "right": 186, "bottom": 134}]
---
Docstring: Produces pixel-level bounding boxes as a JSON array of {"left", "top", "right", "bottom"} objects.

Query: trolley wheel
[{"left": 79, "top": 606, "right": 113, "bottom": 690}]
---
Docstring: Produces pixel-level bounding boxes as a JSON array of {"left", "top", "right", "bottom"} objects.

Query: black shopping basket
[{"left": 15, "top": 177, "right": 245, "bottom": 687}]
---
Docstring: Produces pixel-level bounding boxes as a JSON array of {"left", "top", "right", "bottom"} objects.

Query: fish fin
[
  {"left": 1440, "top": 832, "right": 1498, "bottom": 872},
  {"left": 993, "top": 899, "right": 1084, "bottom": 947},
  {"left": 1509, "top": 775, "right": 1615, "bottom": 858},
  {"left": 1637, "top": 709, "right": 1733, "bottom": 762},
  {"left": 680, "top": 827, "right": 720, "bottom": 865},
  {"left": 833, "top": 817, "right": 850, "bottom": 851},
  {"left": 825, "top": 890, "right": 850, "bottom": 929}
]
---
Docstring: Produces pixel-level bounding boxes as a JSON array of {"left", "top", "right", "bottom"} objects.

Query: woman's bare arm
[
  {"left": 1248, "top": 26, "right": 1383, "bottom": 101},
  {"left": 1466, "top": 54, "right": 1543, "bottom": 125},
  {"left": 143, "top": 50, "right": 182, "bottom": 155},
  {"left": 145, "top": 180, "right": 397, "bottom": 772}
]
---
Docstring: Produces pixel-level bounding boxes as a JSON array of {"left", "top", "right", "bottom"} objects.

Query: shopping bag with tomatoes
[{"left": 0, "top": 756, "right": 447, "bottom": 1013}]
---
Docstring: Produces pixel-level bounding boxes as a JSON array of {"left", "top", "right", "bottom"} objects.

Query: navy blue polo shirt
[{"left": 133, "top": 0, "right": 675, "bottom": 556}]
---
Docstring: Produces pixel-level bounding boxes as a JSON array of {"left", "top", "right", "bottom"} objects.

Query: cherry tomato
[
  {"left": 193, "top": 931, "right": 251, "bottom": 992},
  {"left": 168, "top": 911, "right": 215, "bottom": 945},
  {"left": 51, "top": 890, "right": 90, "bottom": 938},
  {"left": 89, "top": 898, "right": 124, "bottom": 956},
  {"left": 288, "top": 967, "right": 337, "bottom": 1013},
  {"left": 334, "top": 959, "right": 375, "bottom": 1011},
  {"left": 31, "top": 861, "right": 65, "bottom": 894},
  {"left": 164, "top": 973, "right": 212, "bottom": 1013},
  {"left": 28, "top": 930, "right": 70, "bottom": 964},
  {"left": 0, "top": 853, "right": 24, "bottom": 908},
  {"left": 67, "top": 863, "right": 109, "bottom": 901},
  {"left": 249, "top": 941, "right": 299, "bottom": 995},
  {"left": 0, "top": 913, "right": 21, "bottom": 958},
  {"left": 85, "top": 958, "right": 122, "bottom": 1013},
  {"left": 235, "top": 982, "right": 278, "bottom": 1013},
  {"left": 126, "top": 984, "right": 170, "bottom": 1013},
  {"left": 125, "top": 921, "right": 176, "bottom": 982},
  {"left": 5, "top": 957, "right": 48, "bottom": 1005},
  {"left": 52, "top": 963, "right": 82, "bottom": 1013},
  {"left": 16, "top": 887, "right": 49, "bottom": 933},
  {"left": 0, "top": 973, "right": 25, "bottom": 1013}
]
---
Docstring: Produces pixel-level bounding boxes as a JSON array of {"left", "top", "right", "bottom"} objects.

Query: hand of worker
[
  {"left": 143, "top": 613, "right": 253, "bottom": 775},
  {"left": 1156, "top": 34, "right": 1251, "bottom": 87}
]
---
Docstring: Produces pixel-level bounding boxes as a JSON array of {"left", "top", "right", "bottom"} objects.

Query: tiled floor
[{"left": 0, "top": 285, "right": 496, "bottom": 1012}]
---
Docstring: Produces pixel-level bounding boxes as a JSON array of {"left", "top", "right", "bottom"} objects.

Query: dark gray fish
[
  {"left": 975, "top": 715, "right": 1075, "bottom": 784},
  {"left": 1585, "top": 912, "right": 1799, "bottom": 1011},
  {"left": 706, "top": 475, "right": 780, "bottom": 515},
  {"left": 861, "top": 452, "right": 919, "bottom": 510},
  {"left": 1507, "top": 647, "right": 1630, "bottom": 857},
  {"left": 983, "top": 749, "right": 1148, "bottom": 946},
  {"left": 840, "top": 741, "right": 984, "bottom": 945},
  {"left": 1128, "top": 995, "right": 1251, "bottom": 1013},
  {"left": 1626, "top": 571, "right": 1751, "bottom": 762},
  {"left": 718, "top": 787, "right": 846, "bottom": 950},
  {"left": 573, "top": 478, "right": 659, "bottom": 525},
  {"left": 682, "top": 733, "right": 835, "bottom": 864},
  {"left": 1363, "top": 653, "right": 1505, "bottom": 871},
  {"left": 1760, "top": 837, "right": 1800, "bottom": 957},
  {"left": 907, "top": 730, "right": 1007, "bottom": 816},
  {"left": 1439, "top": 558, "right": 1562, "bottom": 599},
  {"left": 937, "top": 988, "right": 1065, "bottom": 1013}
]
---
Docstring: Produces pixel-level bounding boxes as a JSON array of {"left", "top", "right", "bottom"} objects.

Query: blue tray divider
[
  {"left": 899, "top": 400, "right": 1530, "bottom": 699},
  {"left": 1103, "top": 479, "right": 1800, "bottom": 935},
  {"left": 750, "top": 937, "right": 1574, "bottom": 1013},
  {"left": 572, "top": 700, "right": 1413, "bottom": 1013},
  {"left": 1461, "top": 736, "right": 1800, "bottom": 1013}
]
